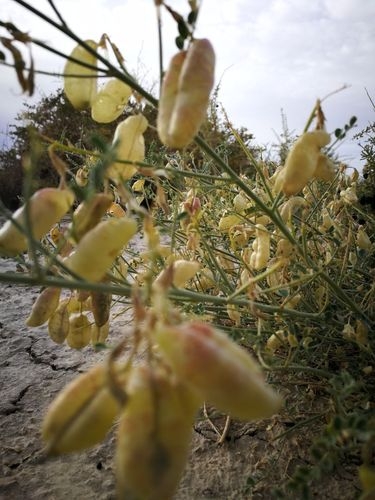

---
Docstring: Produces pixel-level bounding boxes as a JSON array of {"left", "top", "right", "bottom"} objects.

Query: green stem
[
  {"left": 12, "top": 0, "right": 158, "bottom": 106},
  {"left": 0, "top": 270, "right": 323, "bottom": 321},
  {"left": 195, "top": 135, "right": 296, "bottom": 245}
]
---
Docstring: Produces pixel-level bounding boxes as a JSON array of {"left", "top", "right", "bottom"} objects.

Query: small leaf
[
  {"left": 177, "top": 20, "right": 189, "bottom": 39},
  {"left": 349, "top": 115, "right": 357, "bottom": 126},
  {"left": 334, "top": 128, "right": 342, "bottom": 138},
  {"left": 187, "top": 10, "right": 198, "bottom": 25},
  {"left": 175, "top": 35, "right": 185, "bottom": 50}
]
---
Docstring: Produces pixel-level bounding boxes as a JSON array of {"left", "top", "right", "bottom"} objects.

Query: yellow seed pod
[
  {"left": 355, "top": 320, "right": 369, "bottom": 347},
  {"left": 280, "top": 130, "right": 331, "bottom": 196},
  {"left": 69, "top": 193, "right": 113, "bottom": 243},
  {"left": 75, "top": 167, "right": 89, "bottom": 187},
  {"left": 266, "top": 331, "right": 285, "bottom": 353},
  {"left": 0, "top": 188, "right": 74, "bottom": 256},
  {"left": 216, "top": 253, "right": 235, "bottom": 272},
  {"left": 349, "top": 251, "right": 357, "bottom": 266},
  {"left": 66, "top": 313, "right": 92, "bottom": 349},
  {"left": 197, "top": 267, "right": 215, "bottom": 292},
  {"left": 90, "top": 291, "right": 112, "bottom": 327},
  {"left": 218, "top": 214, "right": 242, "bottom": 232},
  {"left": 107, "top": 114, "right": 148, "bottom": 182},
  {"left": 157, "top": 39, "right": 215, "bottom": 148},
  {"left": 227, "top": 303, "right": 241, "bottom": 325},
  {"left": 116, "top": 364, "right": 199, "bottom": 500},
  {"left": 172, "top": 259, "right": 200, "bottom": 288},
  {"left": 340, "top": 186, "right": 358, "bottom": 205},
  {"left": 287, "top": 332, "right": 298, "bottom": 348},
  {"left": 319, "top": 208, "right": 335, "bottom": 232},
  {"left": 42, "top": 363, "right": 125, "bottom": 455},
  {"left": 233, "top": 192, "right": 250, "bottom": 213},
  {"left": 314, "top": 153, "right": 336, "bottom": 181},
  {"left": 279, "top": 196, "right": 308, "bottom": 223},
  {"left": 357, "top": 227, "right": 372, "bottom": 251},
  {"left": 26, "top": 287, "right": 61, "bottom": 327},
  {"left": 276, "top": 238, "right": 294, "bottom": 258},
  {"left": 155, "top": 321, "right": 282, "bottom": 421},
  {"left": 91, "top": 321, "right": 110, "bottom": 344},
  {"left": 64, "top": 217, "right": 137, "bottom": 282},
  {"left": 91, "top": 78, "right": 132, "bottom": 123},
  {"left": 229, "top": 225, "right": 250, "bottom": 249},
  {"left": 249, "top": 215, "right": 271, "bottom": 227},
  {"left": 107, "top": 202, "right": 126, "bottom": 218},
  {"left": 64, "top": 40, "right": 98, "bottom": 110},
  {"left": 48, "top": 300, "right": 70, "bottom": 344},
  {"left": 284, "top": 293, "right": 302, "bottom": 310},
  {"left": 249, "top": 224, "right": 270, "bottom": 270},
  {"left": 65, "top": 294, "right": 87, "bottom": 313}
]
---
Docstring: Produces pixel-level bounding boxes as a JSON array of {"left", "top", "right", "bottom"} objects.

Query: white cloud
[{"left": 0, "top": 0, "right": 374, "bottom": 165}]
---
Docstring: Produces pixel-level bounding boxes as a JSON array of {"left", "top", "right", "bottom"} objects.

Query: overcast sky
[{"left": 1, "top": 0, "right": 374, "bottom": 168}]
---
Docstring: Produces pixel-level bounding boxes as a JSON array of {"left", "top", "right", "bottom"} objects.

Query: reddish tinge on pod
[
  {"left": 116, "top": 364, "right": 200, "bottom": 500},
  {"left": 157, "top": 39, "right": 215, "bottom": 149},
  {"left": 155, "top": 321, "right": 282, "bottom": 421}
]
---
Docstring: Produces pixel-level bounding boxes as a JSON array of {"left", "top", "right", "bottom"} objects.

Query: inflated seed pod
[
  {"left": 91, "top": 78, "right": 132, "bottom": 123},
  {"left": 249, "top": 224, "right": 270, "bottom": 270},
  {"left": 172, "top": 260, "right": 200, "bottom": 287},
  {"left": 90, "top": 291, "right": 112, "bottom": 327},
  {"left": 0, "top": 188, "right": 74, "bottom": 256},
  {"left": 280, "top": 130, "right": 331, "bottom": 196},
  {"left": 75, "top": 167, "right": 89, "bottom": 187},
  {"left": 154, "top": 259, "right": 200, "bottom": 290},
  {"left": 42, "top": 363, "right": 126, "bottom": 455},
  {"left": 107, "top": 114, "right": 148, "bottom": 182},
  {"left": 26, "top": 287, "right": 61, "bottom": 327},
  {"left": 314, "top": 153, "right": 336, "bottom": 181},
  {"left": 64, "top": 217, "right": 137, "bottom": 282},
  {"left": 233, "top": 192, "right": 250, "bottom": 213},
  {"left": 66, "top": 313, "right": 92, "bottom": 349},
  {"left": 107, "top": 202, "right": 126, "bottom": 218},
  {"left": 279, "top": 197, "right": 308, "bottom": 223},
  {"left": 157, "top": 39, "right": 215, "bottom": 148},
  {"left": 357, "top": 227, "right": 372, "bottom": 251},
  {"left": 91, "top": 321, "right": 110, "bottom": 344},
  {"left": 155, "top": 321, "right": 282, "bottom": 421},
  {"left": 218, "top": 214, "right": 242, "bottom": 232},
  {"left": 64, "top": 40, "right": 98, "bottom": 110},
  {"left": 48, "top": 299, "right": 70, "bottom": 344},
  {"left": 69, "top": 193, "right": 113, "bottom": 243},
  {"left": 116, "top": 364, "right": 200, "bottom": 500}
]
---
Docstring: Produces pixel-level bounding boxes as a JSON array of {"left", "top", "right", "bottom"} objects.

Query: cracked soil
[{"left": 0, "top": 255, "right": 360, "bottom": 499}]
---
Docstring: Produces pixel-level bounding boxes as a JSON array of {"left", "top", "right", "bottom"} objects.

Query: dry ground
[{"left": 0, "top": 254, "right": 360, "bottom": 499}]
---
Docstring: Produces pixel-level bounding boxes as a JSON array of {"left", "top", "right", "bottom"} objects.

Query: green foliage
[{"left": 0, "top": 2, "right": 375, "bottom": 498}]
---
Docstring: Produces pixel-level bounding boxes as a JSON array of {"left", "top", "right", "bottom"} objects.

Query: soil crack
[{"left": 25, "top": 344, "right": 82, "bottom": 372}]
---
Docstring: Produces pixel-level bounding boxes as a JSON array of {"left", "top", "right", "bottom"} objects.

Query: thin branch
[{"left": 46, "top": 0, "right": 68, "bottom": 27}]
